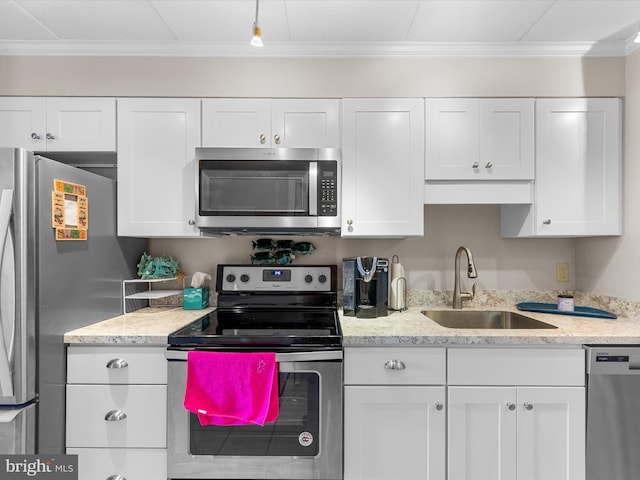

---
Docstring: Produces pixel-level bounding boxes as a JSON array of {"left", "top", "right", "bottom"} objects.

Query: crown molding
[{"left": 0, "top": 40, "right": 631, "bottom": 58}]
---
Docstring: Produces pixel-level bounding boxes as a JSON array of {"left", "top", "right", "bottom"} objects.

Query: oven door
[{"left": 167, "top": 350, "right": 343, "bottom": 480}]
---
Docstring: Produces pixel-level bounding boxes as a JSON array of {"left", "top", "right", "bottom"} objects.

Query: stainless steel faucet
[{"left": 452, "top": 246, "right": 478, "bottom": 309}]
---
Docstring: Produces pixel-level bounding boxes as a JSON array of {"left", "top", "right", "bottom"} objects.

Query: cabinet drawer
[
  {"left": 448, "top": 348, "right": 585, "bottom": 386},
  {"left": 66, "top": 385, "right": 166, "bottom": 448},
  {"left": 67, "top": 448, "right": 166, "bottom": 480},
  {"left": 67, "top": 346, "right": 167, "bottom": 384},
  {"left": 345, "top": 347, "right": 446, "bottom": 385}
]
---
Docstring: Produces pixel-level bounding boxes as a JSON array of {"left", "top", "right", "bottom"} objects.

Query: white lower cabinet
[
  {"left": 344, "top": 346, "right": 586, "bottom": 480},
  {"left": 66, "top": 448, "right": 166, "bottom": 480},
  {"left": 344, "top": 347, "right": 446, "bottom": 480},
  {"left": 65, "top": 346, "right": 168, "bottom": 480},
  {"left": 447, "top": 348, "right": 586, "bottom": 480}
]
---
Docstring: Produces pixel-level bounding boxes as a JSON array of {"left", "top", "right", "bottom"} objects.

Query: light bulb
[{"left": 250, "top": 22, "right": 263, "bottom": 47}]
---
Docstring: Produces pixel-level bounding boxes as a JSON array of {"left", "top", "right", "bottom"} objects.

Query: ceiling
[{"left": 1, "top": 0, "right": 640, "bottom": 57}]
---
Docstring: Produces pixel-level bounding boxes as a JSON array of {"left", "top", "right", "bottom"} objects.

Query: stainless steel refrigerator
[{"left": 0, "top": 147, "right": 145, "bottom": 454}]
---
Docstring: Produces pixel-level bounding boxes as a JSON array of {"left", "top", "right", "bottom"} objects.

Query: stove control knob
[
  {"left": 226, "top": 274, "right": 236, "bottom": 283},
  {"left": 240, "top": 274, "right": 250, "bottom": 283},
  {"left": 318, "top": 274, "right": 327, "bottom": 283},
  {"left": 304, "top": 274, "right": 313, "bottom": 283}
]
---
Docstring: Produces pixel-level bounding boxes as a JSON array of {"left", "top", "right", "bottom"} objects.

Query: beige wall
[
  {"left": 0, "top": 54, "right": 628, "bottom": 294},
  {"left": 575, "top": 50, "right": 639, "bottom": 298}
]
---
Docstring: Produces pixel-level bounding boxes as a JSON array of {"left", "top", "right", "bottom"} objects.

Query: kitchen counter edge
[{"left": 64, "top": 305, "right": 640, "bottom": 346}]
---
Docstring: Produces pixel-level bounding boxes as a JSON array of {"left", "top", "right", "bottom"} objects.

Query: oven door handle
[{"left": 166, "top": 349, "right": 342, "bottom": 362}]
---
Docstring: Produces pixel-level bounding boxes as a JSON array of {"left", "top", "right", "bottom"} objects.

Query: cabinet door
[
  {"left": 479, "top": 98, "right": 534, "bottom": 180},
  {"left": 270, "top": 99, "right": 340, "bottom": 147},
  {"left": 342, "top": 98, "right": 425, "bottom": 237},
  {"left": 117, "top": 98, "right": 201, "bottom": 237},
  {"left": 202, "top": 98, "right": 270, "bottom": 147},
  {"left": 448, "top": 387, "right": 517, "bottom": 480},
  {"left": 66, "top": 448, "right": 166, "bottom": 480},
  {"left": 501, "top": 98, "right": 622, "bottom": 237},
  {"left": 66, "top": 385, "right": 167, "bottom": 448},
  {"left": 425, "top": 98, "right": 479, "bottom": 180},
  {"left": 45, "top": 97, "right": 116, "bottom": 151},
  {"left": 517, "top": 387, "right": 585, "bottom": 480},
  {"left": 0, "top": 97, "right": 46, "bottom": 150},
  {"left": 344, "top": 385, "right": 446, "bottom": 480},
  {"left": 534, "top": 98, "right": 621, "bottom": 236}
]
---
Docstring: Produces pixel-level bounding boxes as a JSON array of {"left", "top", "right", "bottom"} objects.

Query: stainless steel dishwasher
[{"left": 586, "top": 346, "right": 640, "bottom": 480}]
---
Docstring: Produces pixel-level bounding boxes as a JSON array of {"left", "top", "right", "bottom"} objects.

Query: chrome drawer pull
[
  {"left": 107, "top": 475, "right": 127, "bottom": 480},
  {"left": 384, "top": 359, "right": 406, "bottom": 370},
  {"left": 104, "top": 410, "right": 127, "bottom": 422},
  {"left": 435, "top": 402, "right": 444, "bottom": 411},
  {"left": 506, "top": 402, "right": 516, "bottom": 411},
  {"left": 31, "top": 132, "right": 41, "bottom": 140},
  {"left": 524, "top": 402, "right": 534, "bottom": 411},
  {"left": 106, "top": 358, "right": 128, "bottom": 369}
]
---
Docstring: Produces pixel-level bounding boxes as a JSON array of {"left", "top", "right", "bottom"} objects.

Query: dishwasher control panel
[{"left": 586, "top": 346, "right": 640, "bottom": 374}]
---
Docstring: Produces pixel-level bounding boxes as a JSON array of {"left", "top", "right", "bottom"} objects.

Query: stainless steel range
[{"left": 166, "top": 264, "right": 343, "bottom": 480}]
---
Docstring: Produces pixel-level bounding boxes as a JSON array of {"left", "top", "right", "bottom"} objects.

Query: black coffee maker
[{"left": 343, "top": 257, "right": 389, "bottom": 318}]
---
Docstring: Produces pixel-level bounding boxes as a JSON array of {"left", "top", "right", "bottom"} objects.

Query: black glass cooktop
[{"left": 168, "top": 308, "right": 342, "bottom": 350}]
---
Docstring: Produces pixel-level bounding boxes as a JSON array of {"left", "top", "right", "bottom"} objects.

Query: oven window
[
  {"left": 189, "top": 371, "right": 320, "bottom": 456},
  {"left": 199, "top": 160, "right": 309, "bottom": 216}
]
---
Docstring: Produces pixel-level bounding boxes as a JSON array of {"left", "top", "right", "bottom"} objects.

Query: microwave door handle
[{"left": 309, "top": 162, "right": 318, "bottom": 216}]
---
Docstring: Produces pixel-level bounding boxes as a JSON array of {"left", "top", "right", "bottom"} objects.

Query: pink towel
[{"left": 183, "top": 351, "right": 279, "bottom": 426}]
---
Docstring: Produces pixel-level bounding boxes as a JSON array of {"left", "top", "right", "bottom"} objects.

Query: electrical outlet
[{"left": 556, "top": 263, "right": 570, "bottom": 282}]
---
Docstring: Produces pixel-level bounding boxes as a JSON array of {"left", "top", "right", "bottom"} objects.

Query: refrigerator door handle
[{"left": 0, "top": 189, "right": 15, "bottom": 398}]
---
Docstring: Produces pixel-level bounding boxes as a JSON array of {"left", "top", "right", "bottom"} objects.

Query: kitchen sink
[{"left": 422, "top": 309, "right": 557, "bottom": 329}]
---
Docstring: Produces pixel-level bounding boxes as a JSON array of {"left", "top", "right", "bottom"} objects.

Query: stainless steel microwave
[{"left": 195, "top": 147, "right": 341, "bottom": 235}]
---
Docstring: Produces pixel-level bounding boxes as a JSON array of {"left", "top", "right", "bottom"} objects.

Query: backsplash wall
[{"left": 149, "top": 205, "right": 576, "bottom": 293}]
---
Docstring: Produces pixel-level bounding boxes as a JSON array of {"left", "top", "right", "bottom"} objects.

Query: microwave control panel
[{"left": 318, "top": 162, "right": 338, "bottom": 216}]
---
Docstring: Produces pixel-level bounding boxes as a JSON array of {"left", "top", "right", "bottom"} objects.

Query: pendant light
[{"left": 250, "top": 0, "right": 263, "bottom": 47}]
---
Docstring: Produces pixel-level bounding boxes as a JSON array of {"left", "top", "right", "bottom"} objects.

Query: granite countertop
[
  {"left": 63, "top": 306, "right": 215, "bottom": 345},
  {"left": 341, "top": 305, "right": 640, "bottom": 346},
  {"left": 64, "top": 304, "right": 640, "bottom": 346}
]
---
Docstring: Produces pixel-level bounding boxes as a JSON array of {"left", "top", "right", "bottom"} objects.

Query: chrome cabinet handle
[
  {"left": 472, "top": 162, "right": 479, "bottom": 169},
  {"left": 485, "top": 162, "right": 493, "bottom": 168},
  {"left": 543, "top": 219, "right": 551, "bottom": 225},
  {"left": 106, "top": 358, "right": 128, "bottom": 369},
  {"left": 524, "top": 402, "right": 534, "bottom": 411},
  {"left": 188, "top": 219, "right": 196, "bottom": 226},
  {"left": 273, "top": 134, "right": 281, "bottom": 145},
  {"left": 259, "top": 133, "right": 266, "bottom": 144},
  {"left": 435, "top": 402, "right": 444, "bottom": 411},
  {"left": 31, "top": 132, "right": 41, "bottom": 140},
  {"left": 506, "top": 402, "right": 516, "bottom": 411},
  {"left": 104, "top": 410, "right": 127, "bottom": 422},
  {"left": 107, "top": 475, "right": 127, "bottom": 480},
  {"left": 46, "top": 133, "right": 55, "bottom": 140},
  {"left": 347, "top": 219, "right": 353, "bottom": 226},
  {"left": 384, "top": 359, "right": 406, "bottom": 370}
]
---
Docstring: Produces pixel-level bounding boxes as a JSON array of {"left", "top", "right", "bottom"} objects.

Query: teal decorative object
[{"left": 137, "top": 252, "right": 182, "bottom": 279}]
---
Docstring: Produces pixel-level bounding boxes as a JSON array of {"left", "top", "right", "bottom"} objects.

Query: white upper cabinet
[
  {"left": 425, "top": 98, "right": 534, "bottom": 205},
  {"left": 0, "top": 97, "right": 116, "bottom": 151},
  {"left": 202, "top": 98, "right": 340, "bottom": 148},
  {"left": 501, "top": 98, "right": 622, "bottom": 237},
  {"left": 117, "top": 98, "right": 201, "bottom": 237},
  {"left": 342, "top": 98, "right": 425, "bottom": 237},
  {"left": 426, "top": 98, "right": 534, "bottom": 181}
]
